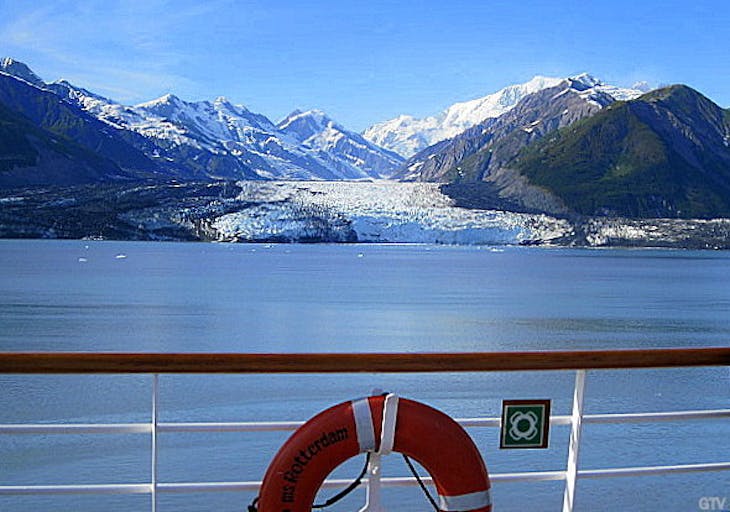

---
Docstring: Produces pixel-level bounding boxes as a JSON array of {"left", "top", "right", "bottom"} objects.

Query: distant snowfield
[{"left": 212, "top": 181, "right": 572, "bottom": 244}]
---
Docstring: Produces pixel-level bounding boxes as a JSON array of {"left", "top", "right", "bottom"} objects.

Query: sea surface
[{"left": 0, "top": 240, "right": 728, "bottom": 511}]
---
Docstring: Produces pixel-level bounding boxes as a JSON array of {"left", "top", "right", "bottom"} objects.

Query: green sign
[{"left": 500, "top": 399, "right": 551, "bottom": 449}]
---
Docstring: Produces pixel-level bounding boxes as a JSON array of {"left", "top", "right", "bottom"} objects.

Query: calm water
[{"left": 0, "top": 240, "right": 728, "bottom": 511}]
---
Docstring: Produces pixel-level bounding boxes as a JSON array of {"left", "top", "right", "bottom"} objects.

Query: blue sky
[{"left": 1, "top": 0, "right": 728, "bottom": 131}]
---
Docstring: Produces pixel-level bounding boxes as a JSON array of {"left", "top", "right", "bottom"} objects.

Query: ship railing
[{"left": 1, "top": 348, "right": 729, "bottom": 512}]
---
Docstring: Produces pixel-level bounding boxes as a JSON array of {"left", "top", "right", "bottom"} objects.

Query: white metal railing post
[
  {"left": 359, "top": 387, "right": 386, "bottom": 512},
  {"left": 359, "top": 452, "right": 385, "bottom": 512},
  {"left": 152, "top": 374, "right": 159, "bottom": 512},
  {"left": 562, "top": 369, "right": 587, "bottom": 512}
]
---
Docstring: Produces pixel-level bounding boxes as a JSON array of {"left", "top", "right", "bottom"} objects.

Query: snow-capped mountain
[
  {"left": 567, "top": 73, "right": 652, "bottom": 101},
  {"left": 0, "top": 57, "right": 45, "bottom": 87},
  {"left": 394, "top": 75, "right": 652, "bottom": 184},
  {"left": 134, "top": 93, "right": 278, "bottom": 148},
  {"left": 55, "top": 82, "right": 388, "bottom": 180},
  {"left": 2, "top": 58, "right": 401, "bottom": 181},
  {"left": 46, "top": 80, "right": 259, "bottom": 180},
  {"left": 363, "top": 74, "right": 650, "bottom": 158},
  {"left": 0, "top": 57, "right": 654, "bottom": 187},
  {"left": 277, "top": 109, "right": 404, "bottom": 178},
  {"left": 131, "top": 93, "right": 349, "bottom": 179}
]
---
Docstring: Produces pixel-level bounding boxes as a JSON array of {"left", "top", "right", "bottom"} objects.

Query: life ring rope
[{"left": 402, "top": 452, "right": 440, "bottom": 511}]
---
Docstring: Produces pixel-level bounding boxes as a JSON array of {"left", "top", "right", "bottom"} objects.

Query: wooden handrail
[{"left": 0, "top": 348, "right": 728, "bottom": 374}]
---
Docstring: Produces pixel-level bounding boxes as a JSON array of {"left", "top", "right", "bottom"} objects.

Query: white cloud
[{"left": 0, "top": 0, "right": 236, "bottom": 103}]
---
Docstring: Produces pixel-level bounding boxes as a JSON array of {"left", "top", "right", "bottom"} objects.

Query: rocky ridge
[{"left": 0, "top": 58, "right": 402, "bottom": 183}]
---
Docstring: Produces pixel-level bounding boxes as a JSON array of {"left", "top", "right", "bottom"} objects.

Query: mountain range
[
  {"left": 395, "top": 75, "right": 626, "bottom": 183},
  {"left": 2, "top": 57, "right": 730, "bottom": 224},
  {"left": 510, "top": 85, "right": 730, "bottom": 217},
  {"left": 362, "top": 74, "right": 649, "bottom": 158},
  {"left": 389, "top": 76, "right": 730, "bottom": 219},
  {"left": 0, "top": 58, "right": 402, "bottom": 186}
]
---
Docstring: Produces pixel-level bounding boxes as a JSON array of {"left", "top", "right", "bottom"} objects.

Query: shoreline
[{"left": 2, "top": 181, "right": 730, "bottom": 250}]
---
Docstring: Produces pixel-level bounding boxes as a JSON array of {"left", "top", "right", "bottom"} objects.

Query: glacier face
[
  {"left": 363, "top": 74, "right": 649, "bottom": 158},
  {"left": 211, "top": 181, "right": 572, "bottom": 244},
  {"left": 3, "top": 180, "right": 728, "bottom": 248}
]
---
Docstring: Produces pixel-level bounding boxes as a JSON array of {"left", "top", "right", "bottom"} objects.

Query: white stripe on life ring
[
  {"left": 378, "top": 393, "right": 399, "bottom": 455},
  {"left": 351, "top": 398, "right": 375, "bottom": 452},
  {"left": 438, "top": 489, "right": 492, "bottom": 511}
]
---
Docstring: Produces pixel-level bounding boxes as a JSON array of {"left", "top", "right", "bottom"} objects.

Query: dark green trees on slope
[
  {"left": 512, "top": 86, "right": 730, "bottom": 218},
  {"left": 0, "top": 73, "right": 162, "bottom": 175},
  {"left": 0, "top": 100, "right": 130, "bottom": 187}
]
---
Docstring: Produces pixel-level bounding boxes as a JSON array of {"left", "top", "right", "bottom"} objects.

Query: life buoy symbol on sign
[{"left": 508, "top": 410, "right": 539, "bottom": 441}]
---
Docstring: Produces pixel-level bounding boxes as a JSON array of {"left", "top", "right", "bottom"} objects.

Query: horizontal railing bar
[
  {"left": 163, "top": 418, "right": 521, "bottom": 432},
  {"left": 460, "top": 416, "right": 573, "bottom": 427},
  {"left": 6, "top": 405, "right": 728, "bottom": 438},
  {"left": 156, "top": 481, "right": 261, "bottom": 493},
  {"left": 0, "top": 471, "right": 568, "bottom": 496},
  {"left": 454, "top": 417, "right": 502, "bottom": 428},
  {"left": 0, "top": 423, "right": 152, "bottom": 435},
  {"left": 158, "top": 419, "right": 519, "bottom": 432},
  {"left": 156, "top": 478, "right": 378, "bottom": 493},
  {"left": 157, "top": 421, "right": 305, "bottom": 433},
  {"left": 0, "top": 480, "right": 377, "bottom": 497},
  {"left": 0, "top": 418, "right": 538, "bottom": 435},
  {"left": 487, "top": 471, "right": 567, "bottom": 483},
  {"left": 5, "top": 409, "right": 727, "bottom": 435},
  {"left": 577, "top": 461, "right": 730, "bottom": 478},
  {"left": 584, "top": 409, "right": 730, "bottom": 424},
  {"left": 0, "top": 484, "right": 152, "bottom": 495},
  {"left": 1, "top": 348, "right": 728, "bottom": 374},
  {"left": 5, "top": 462, "right": 728, "bottom": 496}
]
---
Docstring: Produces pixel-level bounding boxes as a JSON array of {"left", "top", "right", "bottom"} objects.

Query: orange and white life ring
[{"left": 256, "top": 394, "right": 492, "bottom": 511}]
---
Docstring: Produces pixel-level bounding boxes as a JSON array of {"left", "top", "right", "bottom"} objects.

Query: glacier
[
  {"left": 3, "top": 180, "right": 729, "bottom": 248},
  {"left": 211, "top": 181, "right": 572, "bottom": 244}
]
